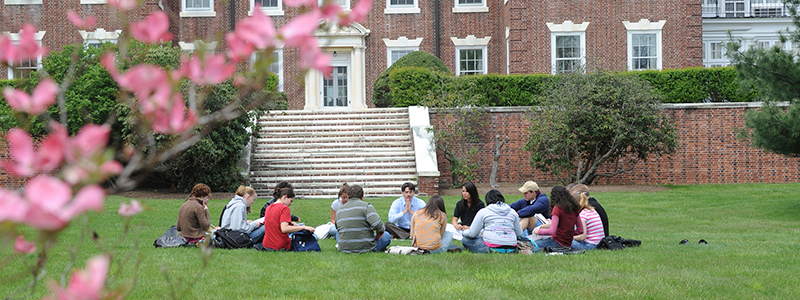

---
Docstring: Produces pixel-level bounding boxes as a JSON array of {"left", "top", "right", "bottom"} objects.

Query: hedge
[{"left": 383, "top": 66, "right": 758, "bottom": 107}]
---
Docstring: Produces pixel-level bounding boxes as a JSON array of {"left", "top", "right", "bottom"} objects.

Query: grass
[{"left": 2, "top": 183, "right": 800, "bottom": 299}]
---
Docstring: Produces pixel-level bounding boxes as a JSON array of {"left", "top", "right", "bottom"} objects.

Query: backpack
[
  {"left": 213, "top": 228, "right": 255, "bottom": 249},
  {"left": 597, "top": 235, "right": 642, "bottom": 250},
  {"left": 153, "top": 225, "right": 188, "bottom": 248},
  {"left": 290, "top": 230, "right": 321, "bottom": 252}
]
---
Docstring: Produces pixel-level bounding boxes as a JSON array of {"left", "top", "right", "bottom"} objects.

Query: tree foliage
[
  {"left": 725, "top": 0, "right": 800, "bottom": 156},
  {"left": 373, "top": 51, "right": 449, "bottom": 107},
  {"left": 524, "top": 72, "right": 678, "bottom": 184}
]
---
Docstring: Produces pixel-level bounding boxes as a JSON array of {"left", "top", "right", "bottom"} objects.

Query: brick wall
[
  {"left": 0, "top": 140, "right": 25, "bottom": 190},
  {"left": 430, "top": 103, "right": 800, "bottom": 187}
]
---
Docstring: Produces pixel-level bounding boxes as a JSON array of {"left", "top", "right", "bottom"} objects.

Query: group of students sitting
[{"left": 175, "top": 179, "right": 608, "bottom": 254}]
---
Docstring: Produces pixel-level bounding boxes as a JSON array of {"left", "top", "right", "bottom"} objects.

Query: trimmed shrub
[
  {"left": 633, "top": 67, "right": 757, "bottom": 103},
  {"left": 373, "top": 51, "right": 449, "bottom": 107}
]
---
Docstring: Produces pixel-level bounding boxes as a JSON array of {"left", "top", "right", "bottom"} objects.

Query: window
[
  {"left": 251, "top": 0, "right": 283, "bottom": 16},
  {"left": 385, "top": 0, "right": 420, "bottom": 14},
  {"left": 547, "top": 21, "right": 589, "bottom": 74},
  {"left": 725, "top": 0, "right": 746, "bottom": 17},
  {"left": 624, "top": 19, "right": 664, "bottom": 71},
  {"left": 709, "top": 42, "right": 722, "bottom": 60},
  {"left": 704, "top": 41, "right": 726, "bottom": 68},
  {"left": 181, "top": 0, "right": 216, "bottom": 17},
  {"left": 178, "top": 40, "right": 219, "bottom": 54},
  {"left": 6, "top": 30, "right": 45, "bottom": 80},
  {"left": 321, "top": 0, "right": 349, "bottom": 9},
  {"left": 251, "top": 50, "right": 284, "bottom": 92},
  {"left": 451, "top": 35, "right": 490, "bottom": 75},
  {"left": 79, "top": 0, "right": 107, "bottom": 4},
  {"left": 4, "top": 0, "right": 43, "bottom": 4},
  {"left": 383, "top": 37, "right": 423, "bottom": 67},
  {"left": 79, "top": 28, "right": 121, "bottom": 49},
  {"left": 452, "top": 0, "right": 488, "bottom": 13}
]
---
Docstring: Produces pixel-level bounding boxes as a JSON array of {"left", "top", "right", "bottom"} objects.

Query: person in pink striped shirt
[{"left": 571, "top": 190, "right": 606, "bottom": 250}]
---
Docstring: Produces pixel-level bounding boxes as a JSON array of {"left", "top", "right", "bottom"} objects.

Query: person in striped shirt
[
  {"left": 570, "top": 190, "right": 606, "bottom": 250},
  {"left": 335, "top": 185, "right": 392, "bottom": 253}
]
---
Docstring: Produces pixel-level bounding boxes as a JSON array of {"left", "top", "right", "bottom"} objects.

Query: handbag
[
  {"left": 290, "top": 230, "right": 321, "bottom": 252},
  {"left": 213, "top": 228, "right": 255, "bottom": 249},
  {"left": 385, "top": 246, "right": 428, "bottom": 255},
  {"left": 516, "top": 237, "right": 538, "bottom": 254}
]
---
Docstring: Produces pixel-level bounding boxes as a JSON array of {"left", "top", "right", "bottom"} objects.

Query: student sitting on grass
[
  {"left": 385, "top": 182, "right": 427, "bottom": 239},
  {"left": 571, "top": 184, "right": 609, "bottom": 237},
  {"left": 336, "top": 185, "right": 391, "bottom": 253},
  {"left": 260, "top": 181, "right": 300, "bottom": 223},
  {"left": 220, "top": 186, "right": 264, "bottom": 243},
  {"left": 570, "top": 189, "right": 605, "bottom": 250},
  {"left": 176, "top": 183, "right": 214, "bottom": 244},
  {"left": 262, "top": 187, "right": 315, "bottom": 251},
  {"left": 328, "top": 183, "right": 349, "bottom": 239},
  {"left": 462, "top": 190, "right": 523, "bottom": 253},
  {"left": 451, "top": 181, "right": 485, "bottom": 231},
  {"left": 410, "top": 195, "right": 453, "bottom": 254},
  {"left": 533, "top": 185, "right": 583, "bottom": 249}
]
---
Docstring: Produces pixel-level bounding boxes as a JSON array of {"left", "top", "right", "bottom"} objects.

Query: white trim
[
  {"left": 4, "top": 0, "right": 43, "bottom": 4},
  {"left": 383, "top": 36, "right": 423, "bottom": 67},
  {"left": 249, "top": 0, "right": 284, "bottom": 16},
  {"left": 624, "top": 19, "right": 665, "bottom": 71},
  {"left": 409, "top": 106, "right": 440, "bottom": 177},
  {"left": 455, "top": 46, "right": 488, "bottom": 75},
  {"left": 453, "top": 0, "right": 487, "bottom": 13},
  {"left": 6, "top": 31, "right": 46, "bottom": 80},
  {"left": 505, "top": 27, "right": 510, "bottom": 75},
  {"left": 450, "top": 35, "right": 491, "bottom": 47},
  {"left": 178, "top": 40, "right": 219, "bottom": 52},
  {"left": 320, "top": 0, "right": 350, "bottom": 9},
  {"left": 304, "top": 23, "right": 370, "bottom": 111},
  {"left": 181, "top": 0, "right": 215, "bottom": 17},
  {"left": 79, "top": 28, "right": 122, "bottom": 43},
  {"left": 385, "top": 0, "right": 419, "bottom": 14},
  {"left": 250, "top": 49, "right": 284, "bottom": 92},
  {"left": 80, "top": 0, "right": 108, "bottom": 4},
  {"left": 548, "top": 21, "right": 587, "bottom": 74},
  {"left": 546, "top": 20, "right": 590, "bottom": 33}
]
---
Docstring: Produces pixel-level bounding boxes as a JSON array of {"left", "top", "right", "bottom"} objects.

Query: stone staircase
[{"left": 250, "top": 108, "right": 418, "bottom": 198}]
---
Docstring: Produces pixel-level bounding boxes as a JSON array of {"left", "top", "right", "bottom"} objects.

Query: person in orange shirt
[{"left": 410, "top": 195, "right": 452, "bottom": 254}]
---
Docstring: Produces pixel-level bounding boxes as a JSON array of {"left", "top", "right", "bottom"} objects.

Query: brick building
[{"left": 3, "top": 0, "right": 703, "bottom": 110}]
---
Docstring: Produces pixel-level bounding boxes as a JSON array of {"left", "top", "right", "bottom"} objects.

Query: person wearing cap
[
  {"left": 510, "top": 181, "right": 550, "bottom": 233},
  {"left": 385, "top": 182, "right": 427, "bottom": 239}
]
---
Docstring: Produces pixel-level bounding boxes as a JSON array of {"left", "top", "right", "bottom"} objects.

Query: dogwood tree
[{"left": 0, "top": 0, "right": 372, "bottom": 298}]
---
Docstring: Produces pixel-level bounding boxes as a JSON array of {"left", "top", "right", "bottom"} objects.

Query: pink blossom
[
  {"left": 181, "top": 53, "right": 236, "bottom": 86},
  {"left": 130, "top": 11, "right": 173, "bottom": 44},
  {"left": 320, "top": 3, "right": 343, "bottom": 22},
  {"left": 151, "top": 94, "right": 197, "bottom": 134},
  {"left": 67, "top": 10, "right": 97, "bottom": 30},
  {"left": 280, "top": 11, "right": 322, "bottom": 47},
  {"left": 61, "top": 185, "right": 105, "bottom": 220},
  {"left": 0, "top": 35, "right": 16, "bottom": 64},
  {"left": 118, "top": 200, "right": 143, "bottom": 217},
  {"left": 66, "top": 124, "right": 110, "bottom": 162},
  {"left": 3, "top": 78, "right": 58, "bottom": 115},
  {"left": 341, "top": 0, "right": 371, "bottom": 26},
  {"left": 225, "top": 32, "right": 256, "bottom": 62},
  {"left": 0, "top": 189, "right": 27, "bottom": 223},
  {"left": 1, "top": 125, "right": 66, "bottom": 177},
  {"left": 235, "top": 6, "right": 277, "bottom": 49},
  {"left": 102, "top": 54, "right": 174, "bottom": 114},
  {"left": 284, "top": 0, "right": 318, "bottom": 7},
  {"left": 297, "top": 37, "right": 332, "bottom": 75},
  {"left": 44, "top": 255, "right": 109, "bottom": 300},
  {"left": 13, "top": 236, "right": 36, "bottom": 254},
  {"left": 7, "top": 24, "right": 48, "bottom": 64},
  {"left": 108, "top": 0, "right": 138, "bottom": 11},
  {"left": 22, "top": 176, "right": 105, "bottom": 231}
]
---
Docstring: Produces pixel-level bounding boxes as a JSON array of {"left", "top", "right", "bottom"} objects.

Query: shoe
[
  {"left": 698, "top": 239, "right": 708, "bottom": 244},
  {"left": 447, "top": 246, "right": 463, "bottom": 253},
  {"left": 679, "top": 239, "right": 689, "bottom": 244}
]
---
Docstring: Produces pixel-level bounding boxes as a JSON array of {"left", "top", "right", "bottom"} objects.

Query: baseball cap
[{"left": 518, "top": 181, "right": 539, "bottom": 193}]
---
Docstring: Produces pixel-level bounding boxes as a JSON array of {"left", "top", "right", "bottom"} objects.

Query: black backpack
[
  {"left": 597, "top": 235, "right": 642, "bottom": 250},
  {"left": 213, "top": 228, "right": 254, "bottom": 249}
]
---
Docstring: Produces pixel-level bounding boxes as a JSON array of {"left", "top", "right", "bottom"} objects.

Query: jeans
[
  {"left": 428, "top": 231, "right": 454, "bottom": 254},
  {"left": 329, "top": 225, "right": 338, "bottom": 239},
  {"left": 571, "top": 240, "right": 597, "bottom": 250},
  {"left": 534, "top": 237, "right": 563, "bottom": 249},
  {"left": 462, "top": 236, "right": 490, "bottom": 253},
  {"left": 249, "top": 225, "right": 265, "bottom": 244},
  {"left": 336, "top": 231, "right": 391, "bottom": 252}
]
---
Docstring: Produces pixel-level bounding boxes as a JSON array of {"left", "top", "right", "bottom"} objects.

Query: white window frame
[
  {"left": 250, "top": 49, "right": 284, "bottom": 92},
  {"left": 382, "top": 36, "right": 423, "bottom": 67},
  {"left": 4, "top": 0, "right": 43, "bottom": 4},
  {"left": 623, "top": 19, "right": 665, "bottom": 71},
  {"left": 181, "top": 0, "right": 216, "bottom": 17},
  {"left": 451, "top": 35, "right": 491, "bottom": 76},
  {"left": 547, "top": 21, "right": 589, "bottom": 75},
  {"left": 80, "top": 0, "right": 108, "bottom": 4},
  {"left": 178, "top": 40, "right": 219, "bottom": 53},
  {"left": 385, "top": 0, "right": 420, "bottom": 14},
  {"left": 452, "top": 0, "right": 488, "bottom": 13},
  {"left": 250, "top": 0, "right": 284, "bottom": 16},
  {"left": 80, "top": 28, "right": 122, "bottom": 49},
  {"left": 5, "top": 30, "right": 46, "bottom": 80},
  {"left": 320, "top": 0, "right": 350, "bottom": 10}
]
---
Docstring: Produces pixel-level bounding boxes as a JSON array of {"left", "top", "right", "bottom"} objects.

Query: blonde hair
[
  {"left": 235, "top": 186, "right": 256, "bottom": 197},
  {"left": 575, "top": 192, "right": 594, "bottom": 210}
]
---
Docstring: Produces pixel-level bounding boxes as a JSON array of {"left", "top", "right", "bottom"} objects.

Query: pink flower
[
  {"left": 118, "top": 200, "right": 142, "bottom": 217},
  {"left": 108, "top": 0, "right": 138, "bottom": 11},
  {"left": 284, "top": 0, "right": 318, "bottom": 7},
  {"left": 44, "top": 255, "right": 109, "bottom": 300},
  {"left": 130, "top": 11, "right": 173, "bottom": 44},
  {"left": 236, "top": 6, "right": 277, "bottom": 49},
  {"left": 66, "top": 124, "right": 111, "bottom": 162},
  {"left": 225, "top": 32, "right": 255, "bottom": 62},
  {"left": 0, "top": 189, "right": 27, "bottom": 223},
  {"left": 3, "top": 78, "right": 58, "bottom": 115},
  {"left": 151, "top": 94, "right": 197, "bottom": 134},
  {"left": 320, "top": 3, "right": 343, "bottom": 22},
  {"left": 0, "top": 35, "right": 16, "bottom": 64},
  {"left": 181, "top": 53, "right": 236, "bottom": 86},
  {"left": 341, "top": 0, "right": 371, "bottom": 26},
  {"left": 1, "top": 124, "right": 66, "bottom": 177},
  {"left": 10, "top": 24, "right": 48, "bottom": 64},
  {"left": 22, "top": 176, "right": 105, "bottom": 231},
  {"left": 297, "top": 37, "right": 332, "bottom": 75},
  {"left": 280, "top": 11, "right": 322, "bottom": 48},
  {"left": 67, "top": 10, "right": 97, "bottom": 30},
  {"left": 13, "top": 236, "right": 36, "bottom": 254}
]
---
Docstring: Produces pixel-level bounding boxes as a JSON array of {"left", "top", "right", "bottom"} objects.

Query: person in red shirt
[{"left": 262, "top": 187, "right": 315, "bottom": 250}]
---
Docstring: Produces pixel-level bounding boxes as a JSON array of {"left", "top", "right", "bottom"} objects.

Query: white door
[{"left": 321, "top": 51, "right": 350, "bottom": 109}]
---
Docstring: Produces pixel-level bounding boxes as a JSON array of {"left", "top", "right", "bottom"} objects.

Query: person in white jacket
[
  {"left": 462, "top": 190, "right": 523, "bottom": 253},
  {"left": 220, "top": 186, "right": 263, "bottom": 243}
]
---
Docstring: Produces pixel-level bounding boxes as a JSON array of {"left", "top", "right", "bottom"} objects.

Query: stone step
[
  {"left": 254, "top": 181, "right": 415, "bottom": 189},
  {"left": 250, "top": 174, "right": 417, "bottom": 183},
  {"left": 260, "top": 161, "right": 416, "bottom": 170},
  {"left": 252, "top": 151, "right": 415, "bottom": 159},
  {"left": 265, "top": 112, "right": 409, "bottom": 121},
  {"left": 259, "top": 124, "right": 409, "bottom": 132},
  {"left": 258, "top": 117, "right": 408, "bottom": 127},
  {"left": 254, "top": 147, "right": 413, "bottom": 154},
  {"left": 260, "top": 129, "right": 410, "bottom": 137},
  {"left": 252, "top": 156, "right": 415, "bottom": 164},
  {"left": 259, "top": 141, "right": 412, "bottom": 149},
  {"left": 251, "top": 168, "right": 417, "bottom": 176},
  {"left": 291, "top": 188, "right": 402, "bottom": 198},
  {"left": 267, "top": 108, "right": 408, "bottom": 116},
  {"left": 255, "top": 135, "right": 411, "bottom": 144}
]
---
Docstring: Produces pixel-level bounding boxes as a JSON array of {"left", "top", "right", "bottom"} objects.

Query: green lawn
[{"left": 2, "top": 183, "right": 800, "bottom": 299}]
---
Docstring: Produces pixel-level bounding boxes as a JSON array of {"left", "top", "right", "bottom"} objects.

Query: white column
[
  {"left": 352, "top": 45, "right": 367, "bottom": 110},
  {"left": 303, "top": 71, "right": 320, "bottom": 111}
]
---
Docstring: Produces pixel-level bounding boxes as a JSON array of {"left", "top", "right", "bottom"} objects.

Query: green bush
[
  {"left": 387, "top": 67, "right": 441, "bottom": 107},
  {"left": 633, "top": 67, "right": 757, "bottom": 103},
  {"left": 373, "top": 51, "right": 449, "bottom": 107}
]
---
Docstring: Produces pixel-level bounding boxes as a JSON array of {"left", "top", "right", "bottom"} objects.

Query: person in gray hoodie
[
  {"left": 462, "top": 190, "right": 523, "bottom": 253},
  {"left": 220, "top": 186, "right": 264, "bottom": 243}
]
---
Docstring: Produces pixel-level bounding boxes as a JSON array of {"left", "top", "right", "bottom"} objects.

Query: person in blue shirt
[
  {"left": 384, "top": 182, "right": 427, "bottom": 239},
  {"left": 509, "top": 181, "right": 550, "bottom": 234}
]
